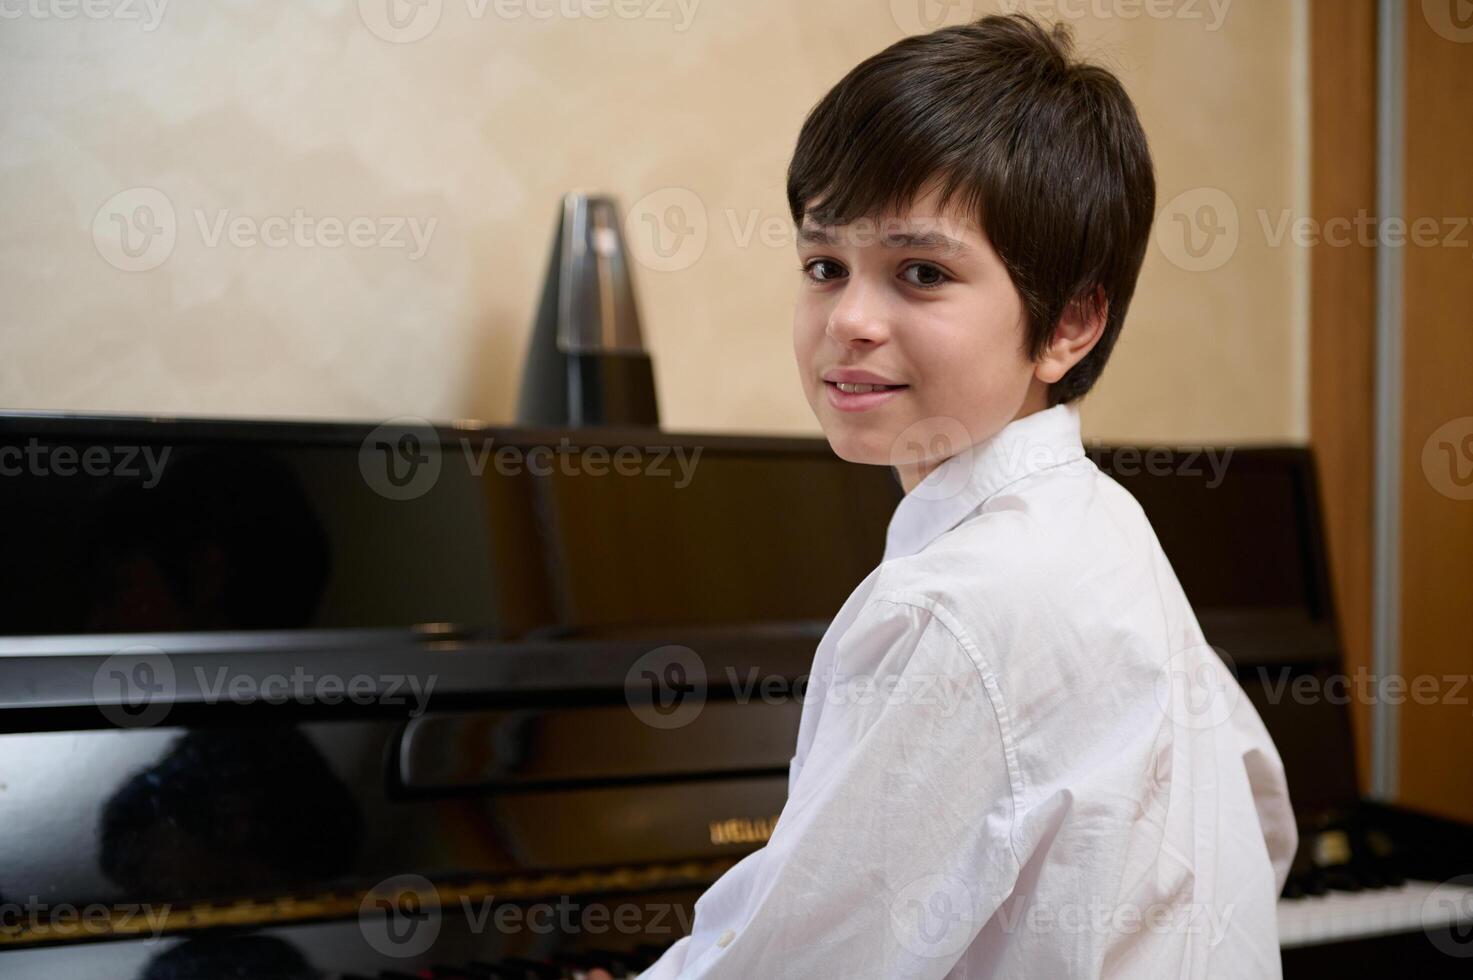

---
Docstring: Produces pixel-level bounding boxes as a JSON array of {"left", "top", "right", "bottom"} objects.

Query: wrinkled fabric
[{"left": 639, "top": 402, "right": 1296, "bottom": 979}]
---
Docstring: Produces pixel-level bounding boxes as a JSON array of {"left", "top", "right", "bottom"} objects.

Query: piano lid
[{"left": 0, "top": 414, "right": 901, "bottom": 641}]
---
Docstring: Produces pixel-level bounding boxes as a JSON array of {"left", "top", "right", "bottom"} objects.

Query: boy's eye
[
  {"left": 802, "top": 259, "right": 846, "bottom": 283},
  {"left": 902, "top": 262, "right": 949, "bottom": 289},
  {"left": 802, "top": 259, "right": 951, "bottom": 290}
]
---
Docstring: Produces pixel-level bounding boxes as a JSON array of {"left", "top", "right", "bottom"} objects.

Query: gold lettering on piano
[
  {"left": 0, "top": 860, "right": 739, "bottom": 948},
  {"left": 709, "top": 815, "right": 781, "bottom": 846}
]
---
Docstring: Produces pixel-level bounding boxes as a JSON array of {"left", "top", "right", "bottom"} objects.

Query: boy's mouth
[
  {"left": 822, "top": 380, "right": 909, "bottom": 412},
  {"left": 826, "top": 381, "right": 907, "bottom": 394}
]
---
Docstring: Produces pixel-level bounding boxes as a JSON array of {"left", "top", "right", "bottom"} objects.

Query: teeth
[{"left": 834, "top": 382, "right": 899, "bottom": 393}]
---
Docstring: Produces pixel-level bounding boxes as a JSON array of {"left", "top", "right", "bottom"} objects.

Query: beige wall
[{"left": 0, "top": 0, "right": 1306, "bottom": 446}]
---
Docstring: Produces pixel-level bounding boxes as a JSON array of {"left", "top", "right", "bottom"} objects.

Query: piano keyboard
[{"left": 1278, "top": 879, "right": 1473, "bottom": 949}]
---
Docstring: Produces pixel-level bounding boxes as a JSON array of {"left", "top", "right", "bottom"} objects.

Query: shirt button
[{"left": 716, "top": 929, "right": 736, "bottom": 948}]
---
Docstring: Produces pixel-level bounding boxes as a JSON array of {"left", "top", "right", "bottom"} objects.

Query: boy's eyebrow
[{"left": 796, "top": 224, "right": 974, "bottom": 257}]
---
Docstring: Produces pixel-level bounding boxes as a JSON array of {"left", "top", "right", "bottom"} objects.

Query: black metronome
[{"left": 516, "top": 192, "right": 660, "bottom": 428}]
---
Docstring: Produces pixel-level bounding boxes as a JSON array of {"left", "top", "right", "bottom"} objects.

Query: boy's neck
[{"left": 894, "top": 377, "right": 1054, "bottom": 494}]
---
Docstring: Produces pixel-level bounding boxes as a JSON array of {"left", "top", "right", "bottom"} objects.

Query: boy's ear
[{"left": 1034, "top": 285, "right": 1108, "bottom": 384}]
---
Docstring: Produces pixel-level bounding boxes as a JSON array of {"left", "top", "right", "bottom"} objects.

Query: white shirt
[{"left": 639, "top": 401, "right": 1298, "bottom": 979}]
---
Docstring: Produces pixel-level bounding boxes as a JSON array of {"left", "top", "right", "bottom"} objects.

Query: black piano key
[
  {"left": 1320, "top": 867, "right": 1363, "bottom": 892},
  {"left": 558, "top": 954, "right": 599, "bottom": 973},
  {"left": 587, "top": 951, "right": 638, "bottom": 976},
  {"left": 466, "top": 963, "right": 523, "bottom": 980},
  {"left": 1350, "top": 863, "right": 1385, "bottom": 889},
  {"left": 564, "top": 952, "right": 635, "bottom": 979},
  {"left": 479, "top": 959, "right": 561, "bottom": 980}
]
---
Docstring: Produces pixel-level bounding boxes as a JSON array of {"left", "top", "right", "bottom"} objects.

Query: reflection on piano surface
[{"left": 1, "top": 415, "right": 1471, "bottom": 978}]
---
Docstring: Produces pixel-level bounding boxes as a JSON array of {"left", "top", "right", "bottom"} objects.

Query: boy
[{"left": 632, "top": 13, "right": 1296, "bottom": 978}]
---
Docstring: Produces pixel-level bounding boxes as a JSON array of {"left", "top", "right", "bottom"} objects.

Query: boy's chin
[{"left": 820, "top": 427, "right": 898, "bottom": 467}]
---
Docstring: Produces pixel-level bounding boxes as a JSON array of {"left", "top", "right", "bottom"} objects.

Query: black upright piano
[{"left": 1, "top": 414, "right": 1470, "bottom": 978}]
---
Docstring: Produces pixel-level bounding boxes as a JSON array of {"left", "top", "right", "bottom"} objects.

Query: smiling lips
[
  {"left": 821, "top": 370, "right": 909, "bottom": 412},
  {"left": 831, "top": 381, "right": 900, "bottom": 394}
]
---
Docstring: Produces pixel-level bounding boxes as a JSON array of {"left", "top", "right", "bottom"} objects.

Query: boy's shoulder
[{"left": 867, "top": 462, "right": 1173, "bottom": 652}]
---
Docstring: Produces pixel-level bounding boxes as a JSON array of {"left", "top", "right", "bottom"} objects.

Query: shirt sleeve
[
  {"left": 1228, "top": 680, "right": 1300, "bottom": 893},
  {"left": 639, "top": 595, "right": 1020, "bottom": 979}
]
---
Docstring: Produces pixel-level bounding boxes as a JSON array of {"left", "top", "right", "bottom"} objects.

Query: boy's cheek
[{"left": 790, "top": 317, "right": 820, "bottom": 372}]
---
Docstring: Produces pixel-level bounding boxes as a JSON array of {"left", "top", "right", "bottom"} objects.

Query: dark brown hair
[{"left": 786, "top": 13, "right": 1156, "bottom": 405}]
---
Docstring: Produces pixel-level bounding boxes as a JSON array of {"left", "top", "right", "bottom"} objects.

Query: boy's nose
[{"left": 826, "top": 284, "right": 890, "bottom": 347}]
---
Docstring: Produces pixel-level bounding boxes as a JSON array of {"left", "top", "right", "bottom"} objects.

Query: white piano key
[{"left": 1277, "top": 879, "right": 1473, "bottom": 949}]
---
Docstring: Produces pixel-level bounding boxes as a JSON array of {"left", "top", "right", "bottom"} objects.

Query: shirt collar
[{"left": 882, "top": 401, "right": 1086, "bottom": 562}]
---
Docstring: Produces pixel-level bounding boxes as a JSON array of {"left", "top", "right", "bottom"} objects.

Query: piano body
[
  {"left": 0, "top": 413, "right": 1470, "bottom": 978},
  {"left": 0, "top": 412, "right": 900, "bottom": 979}
]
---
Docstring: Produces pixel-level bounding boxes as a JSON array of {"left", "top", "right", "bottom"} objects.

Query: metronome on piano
[{"left": 516, "top": 191, "right": 661, "bottom": 430}]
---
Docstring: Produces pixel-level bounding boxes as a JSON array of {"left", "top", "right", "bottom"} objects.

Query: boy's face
[{"left": 793, "top": 185, "right": 1050, "bottom": 491}]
